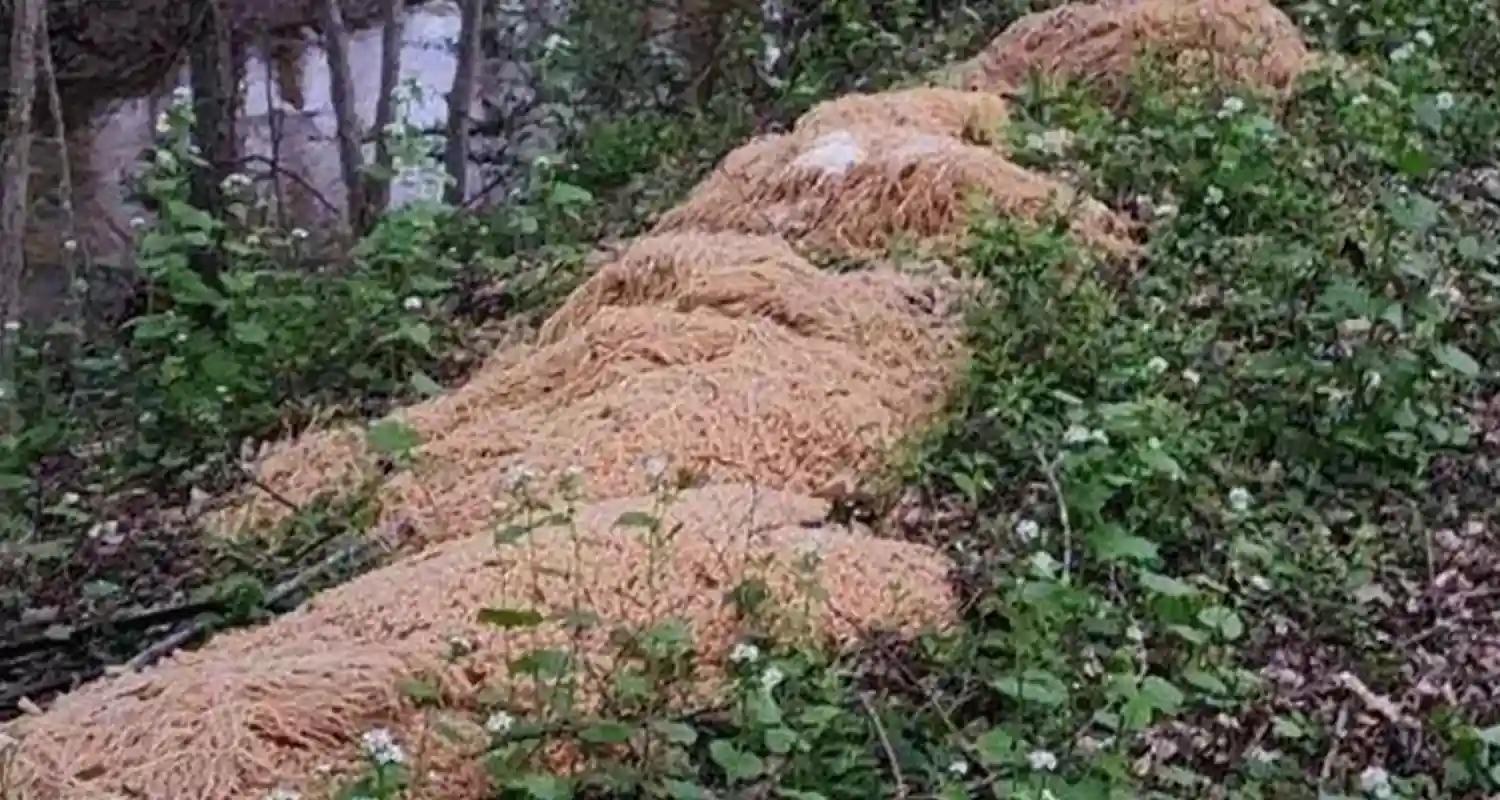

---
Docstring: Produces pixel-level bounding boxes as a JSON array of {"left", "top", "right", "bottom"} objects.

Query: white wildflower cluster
[
  {"left": 359, "top": 727, "right": 406, "bottom": 765},
  {"left": 1216, "top": 95, "right": 1246, "bottom": 119},
  {"left": 644, "top": 455, "right": 669, "bottom": 485},
  {"left": 484, "top": 710, "right": 515, "bottom": 735},
  {"left": 1026, "top": 749, "right": 1058, "bottom": 772},
  {"left": 220, "top": 172, "right": 253, "bottom": 193},
  {"left": 1063, "top": 423, "right": 1108, "bottom": 448},
  {"left": 1023, "top": 128, "right": 1074, "bottom": 157},
  {"left": 1360, "top": 764, "right": 1393, "bottom": 798},
  {"left": 1014, "top": 517, "right": 1041, "bottom": 544},
  {"left": 1390, "top": 28, "right": 1434, "bottom": 63},
  {"left": 728, "top": 640, "right": 784, "bottom": 692},
  {"left": 503, "top": 461, "right": 538, "bottom": 492},
  {"left": 1227, "top": 486, "right": 1252, "bottom": 513},
  {"left": 729, "top": 641, "right": 760, "bottom": 664}
]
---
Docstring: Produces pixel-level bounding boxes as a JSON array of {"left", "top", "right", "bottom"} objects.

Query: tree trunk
[
  {"left": 317, "top": 0, "right": 367, "bottom": 234},
  {"left": 442, "top": 0, "right": 483, "bottom": 206},
  {"left": 187, "top": 0, "right": 238, "bottom": 308},
  {"left": 362, "top": 0, "right": 403, "bottom": 232},
  {"left": 0, "top": 0, "right": 42, "bottom": 330}
]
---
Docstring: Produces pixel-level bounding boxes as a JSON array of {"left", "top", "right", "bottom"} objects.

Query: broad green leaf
[
  {"left": 1433, "top": 344, "right": 1481, "bottom": 378},
  {"left": 974, "top": 725, "right": 1018, "bottom": 766},
  {"left": 579, "top": 720, "right": 635, "bottom": 744},
  {"left": 410, "top": 371, "right": 444, "bottom": 398},
  {"left": 1139, "top": 571, "right": 1196, "bottom": 597},
  {"left": 991, "top": 669, "right": 1068, "bottom": 707},
  {"left": 652, "top": 720, "right": 698, "bottom": 746},
  {"left": 614, "top": 510, "right": 659, "bottom": 529},
  {"left": 476, "top": 607, "right": 544, "bottom": 628},
  {"left": 1141, "top": 676, "right": 1185, "bottom": 714},
  {"left": 230, "top": 320, "right": 270, "bottom": 346},
  {"left": 1197, "top": 605, "right": 1245, "bottom": 641},
  {"left": 709, "top": 740, "right": 764, "bottom": 783},
  {"left": 367, "top": 419, "right": 422, "bottom": 456}
]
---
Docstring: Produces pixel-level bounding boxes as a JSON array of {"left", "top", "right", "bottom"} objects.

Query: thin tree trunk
[
  {"left": 362, "top": 0, "right": 403, "bottom": 231},
  {"left": 443, "top": 0, "right": 483, "bottom": 206},
  {"left": 187, "top": 0, "right": 238, "bottom": 310},
  {"left": 37, "top": 4, "right": 84, "bottom": 328},
  {"left": 0, "top": 0, "right": 42, "bottom": 331},
  {"left": 317, "top": 0, "right": 367, "bottom": 234}
]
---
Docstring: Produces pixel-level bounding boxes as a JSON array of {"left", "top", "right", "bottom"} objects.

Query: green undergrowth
[{"left": 315, "top": 7, "right": 1500, "bottom": 800}]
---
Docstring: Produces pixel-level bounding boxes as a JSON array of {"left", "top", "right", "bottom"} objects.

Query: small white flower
[
  {"left": 246, "top": 234, "right": 261, "bottom": 247},
  {"left": 1181, "top": 369, "right": 1201, "bottom": 386},
  {"left": 760, "top": 666, "right": 785, "bottom": 692},
  {"left": 1352, "top": 92, "right": 1370, "bottom": 107},
  {"left": 1015, "top": 518, "right": 1041, "bottom": 543},
  {"left": 729, "top": 642, "right": 761, "bottom": 664},
  {"left": 291, "top": 227, "right": 309, "bottom": 240},
  {"left": 644, "top": 455, "right": 668, "bottom": 483},
  {"left": 542, "top": 32, "right": 570, "bottom": 54},
  {"left": 1039, "top": 128, "right": 1073, "bottom": 156},
  {"left": 1414, "top": 29, "right": 1434, "bottom": 47},
  {"left": 1147, "top": 356, "right": 1169, "bottom": 374},
  {"left": 1246, "top": 745, "right": 1279, "bottom": 764},
  {"left": 1435, "top": 91, "right": 1455, "bottom": 111},
  {"left": 1218, "top": 96, "right": 1245, "bottom": 118},
  {"left": 503, "top": 462, "right": 536, "bottom": 491},
  {"left": 1359, "top": 765, "right": 1392, "bottom": 797},
  {"left": 402, "top": 296, "right": 423, "bottom": 311},
  {"left": 129, "top": 216, "right": 147, "bottom": 229},
  {"left": 155, "top": 113, "right": 172, "bottom": 135},
  {"left": 63, "top": 238, "right": 78, "bottom": 253},
  {"left": 1026, "top": 749, "right": 1058, "bottom": 772},
  {"left": 215, "top": 385, "right": 228, "bottom": 395},
  {"left": 1228, "top": 486, "right": 1252, "bottom": 513},
  {"left": 359, "top": 728, "right": 406, "bottom": 765},
  {"left": 1063, "top": 424, "right": 1092, "bottom": 445},
  {"left": 484, "top": 711, "right": 515, "bottom": 734},
  {"left": 1028, "top": 550, "right": 1059, "bottom": 577},
  {"left": 948, "top": 759, "right": 969, "bottom": 777}
]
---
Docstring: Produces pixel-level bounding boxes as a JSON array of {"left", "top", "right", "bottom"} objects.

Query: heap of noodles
[
  {"left": 965, "top": 0, "right": 1314, "bottom": 100},
  {"left": 0, "top": 0, "right": 1314, "bottom": 794},
  {"left": 792, "top": 87, "right": 1009, "bottom": 143},
  {"left": 653, "top": 124, "right": 1137, "bottom": 259},
  {"left": 209, "top": 231, "right": 966, "bottom": 545},
  {"left": 4, "top": 485, "right": 956, "bottom": 798}
]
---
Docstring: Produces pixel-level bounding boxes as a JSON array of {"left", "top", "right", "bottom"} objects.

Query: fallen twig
[
  {"left": 122, "top": 535, "right": 382, "bottom": 673},
  {"left": 1335, "top": 671, "right": 1419, "bottom": 729},
  {"left": 859, "top": 690, "right": 908, "bottom": 799}
]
